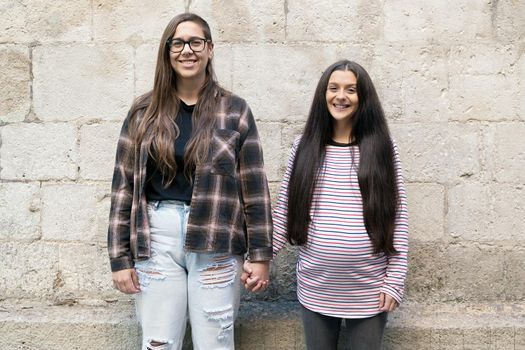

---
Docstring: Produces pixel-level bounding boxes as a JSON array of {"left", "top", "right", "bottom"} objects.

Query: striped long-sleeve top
[{"left": 273, "top": 137, "right": 409, "bottom": 318}]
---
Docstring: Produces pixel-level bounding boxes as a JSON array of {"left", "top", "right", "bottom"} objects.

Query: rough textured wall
[{"left": 0, "top": 0, "right": 524, "bottom": 349}]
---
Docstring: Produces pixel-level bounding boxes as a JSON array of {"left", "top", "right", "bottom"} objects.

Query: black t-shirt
[{"left": 145, "top": 101, "right": 194, "bottom": 203}]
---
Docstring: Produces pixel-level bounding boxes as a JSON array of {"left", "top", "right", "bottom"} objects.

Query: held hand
[
  {"left": 378, "top": 292, "right": 398, "bottom": 312},
  {"left": 112, "top": 268, "right": 141, "bottom": 294},
  {"left": 242, "top": 260, "right": 270, "bottom": 292}
]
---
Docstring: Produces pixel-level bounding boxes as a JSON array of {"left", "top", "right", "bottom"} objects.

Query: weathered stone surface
[
  {"left": 33, "top": 44, "right": 134, "bottom": 121},
  {"left": 92, "top": 1, "right": 184, "bottom": 42},
  {"left": 448, "top": 44, "right": 519, "bottom": 76},
  {"left": 80, "top": 123, "right": 122, "bottom": 181},
  {"left": 406, "top": 183, "right": 445, "bottom": 241},
  {"left": 189, "top": 0, "right": 285, "bottom": 42},
  {"left": 492, "top": 0, "right": 525, "bottom": 43},
  {"left": 390, "top": 123, "right": 479, "bottom": 183},
  {"left": 287, "top": 0, "right": 382, "bottom": 43},
  {"left": 406, "top": 243, "right": 505, "bottom": 302},
  {"left": 0, "top": 242, "right": 58, "bottom": 298},
  {"left": 41, "top": 184, "right": 105, "bottom": 242},
  {"left": 0, "top": 183, "right": 40, "bottom": 241},
  {"left": 57, "top": 243, "right": 116, "bottom": 299},
  {"left": 1, "top": 301, "right": 524, "bottom": 350},
  {"left": 383, "top": 1, "right": 492, "bottom": 43},
  {"left": 231, "top": 43, "right": 338, "bottom": 120},
  {"left": 134, "top": 43, "right": 233, "bottom": 96},
  {"left": 486, "top": 123, "right": 525, "bottom": 183},
  {"left": 257, "top": 122, "right": 283, "bottom": 182},
  {"left": 0, "top": 0, "right": 91, "bottom": 42},
  {"left": 0, "top": 45, "right": 30, "bottom": 123},
  {"left": 449, "top": 73, "right": 520, "bottom": 121},
  {"left": 400, "top": 45, "right": 450, "bottom": 122},
  {"left": 448, "top": 183, "right": 525, "bottom": 242},
  {"left": 503, "top": 248, "right": 525, "bottom": 301},
  {"left": 0, "top": 123, "right": 77, "bottom": 180}
]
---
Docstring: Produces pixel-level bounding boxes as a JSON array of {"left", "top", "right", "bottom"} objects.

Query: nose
[
  {"left": 335, "top": 89, "right": 346, "bottom": 100},
  {"left": 181, "top": 42, "right": 193, "bottom": 54}
]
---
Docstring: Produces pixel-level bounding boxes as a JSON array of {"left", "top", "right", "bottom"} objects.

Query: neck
[
  {"left": 176, "top": 74, "right": 206, "bottom": 105},
  {"left": 332, "top": 120, "right": 353, "bottom": 143}
]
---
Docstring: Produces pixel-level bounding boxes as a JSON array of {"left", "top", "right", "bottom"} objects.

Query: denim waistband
[{"left": 148, "top": 199, "right": 190, "bottom": 210}]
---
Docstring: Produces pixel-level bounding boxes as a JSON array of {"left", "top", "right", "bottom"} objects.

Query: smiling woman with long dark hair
[
  {"left": 107, "top": 13, "right": 272, "bottom": 349},
  {"left": 245, "top": 60, "right": 408, "bottom": 349}
]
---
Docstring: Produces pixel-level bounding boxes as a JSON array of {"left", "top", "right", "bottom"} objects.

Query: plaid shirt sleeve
[
  {"left": 107, "top": 116, "right": 136, "bottom": 272},
  {"left": 237, "top": 102, "right": 273, "bottom": 261}
]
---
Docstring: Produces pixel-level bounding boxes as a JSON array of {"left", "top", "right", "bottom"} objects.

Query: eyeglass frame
[{"left": 166, "top": 37, "right": 211, "bottom": 53}]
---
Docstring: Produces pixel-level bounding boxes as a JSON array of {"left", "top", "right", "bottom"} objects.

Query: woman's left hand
[{"left": 379, "top": 292, "right": 398, "bottom": 312}]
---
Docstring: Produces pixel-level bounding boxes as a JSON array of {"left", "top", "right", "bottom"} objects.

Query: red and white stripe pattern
[{"left": 273, "top": 138, "right": 409, "bottom": 318}]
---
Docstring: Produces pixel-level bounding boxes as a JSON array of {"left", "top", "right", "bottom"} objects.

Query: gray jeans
[{"left": 301, "top": 304, "right": 388, "bottom": 350}]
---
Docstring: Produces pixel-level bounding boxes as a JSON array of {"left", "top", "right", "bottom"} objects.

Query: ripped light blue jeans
[{"left": 134, "top": 200, "right": 243, "bottom": 350}]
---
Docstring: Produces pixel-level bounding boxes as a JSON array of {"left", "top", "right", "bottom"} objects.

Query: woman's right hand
[{"left": 112, "top": 268, "right": 141, "bottom": 294}]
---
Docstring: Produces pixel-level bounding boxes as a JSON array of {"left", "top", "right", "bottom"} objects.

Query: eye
[
  {"left": 347, "top": 87, "right": 356, "bottom": 93},
  {"left": 172, "top": 40, "right": 184, "bottom": 48},
  {"left": 190, "top": 39, "right": 204, "bottom": 47}
]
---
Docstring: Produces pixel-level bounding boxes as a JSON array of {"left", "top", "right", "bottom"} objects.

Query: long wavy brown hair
[{"left": 129, "top": 13, "right": 227, "bottom": 184}]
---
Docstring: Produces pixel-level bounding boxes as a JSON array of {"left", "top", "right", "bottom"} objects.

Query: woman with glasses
[{"left": 108, "top": 13, "right": 272, "bottom": 350}]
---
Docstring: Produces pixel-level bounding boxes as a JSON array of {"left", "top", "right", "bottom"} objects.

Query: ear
[{"left": 208, "top": 42, "right": 214, "bottom": 59}]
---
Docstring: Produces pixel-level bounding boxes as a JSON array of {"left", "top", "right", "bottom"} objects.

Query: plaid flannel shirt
[{"left": 108, "top": 95, "right": 273, "bottom": 272}]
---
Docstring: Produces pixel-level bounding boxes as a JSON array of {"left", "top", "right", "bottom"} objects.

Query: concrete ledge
[{"left": 1, "top": 301, "right": 524, "bottom": 349}]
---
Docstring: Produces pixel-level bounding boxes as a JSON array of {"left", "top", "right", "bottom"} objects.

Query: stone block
[
  {"left": 257, "top": 122, "right": 283, "bottom": 182},
  {"left": 449, "top": 74, "right": 520, "bottom": 121},
  {"left": 0, "top": 183, "right": 40, "bottom": 241},
  {"left": 286, "top": 0, "right": 382, "bottom": 43},
  {"left": 57, "top": 243, "right": 116, "bottom": 299},
  {"left": 400, "top": 45, "right": 450, "bottom": 122},
  {"left": 449, "top": 44, "right": 519, "bottom": 75},
  {"left": 486, "top": 123, "right": 525, "bottom": 183},
  {"left": 134, "top": 43, "right": 233, "bottom": 96},
  {"left": 0, "top": 0, "right": 91, "bottom": 42},
  {"left": 96, "top": 185, "right": 112, "bottom": 244},
  {"left": 521, "top": 54, "right": 525, "bottom": 120},
  {"left": 33, "top": 44, "right": 134, "bottom": 121},
  {"left": 92, "top": 0, "right": 185, "bottom": 42},
  {"left": 406, "top": 183, "right": 445, "bottom": 241},
  {"left": 448, "top": 183, "right": 525, "bottom": 242},
  {"left": 367, "top": 44, "right": 404, "bottom": 120},
  {"left": 490, "top": 328, "right": 516, "bottom": 350},
  {"left": 390, "top": 123, "right": 479, "bottom": 183},
  {"left": 447, "top": 183, "right": 491, "bottom": 241},
  {"left": 189, "top": 0, "right": 285, "bottom": 42},
  {"left": 231, "top": 43, "right": 338, "bottom": 120},
  {"left": 0, "top": 242, "right": 58, "bottom": 298},
  {"left": 503, "top": 248, "right": 525, "bottom": 301},
  {"left": 430, "top": 329, "right": 464, "bottom": 350},
  {"left": 383, "top": 0, "right": 492, "bottom": 43},
  {"left": 80, "top": 123, "right": 122, "bottom": 181},
  {"left": 42, "top": 184, "right": 106, "bottom": 242},
  {"left": 0, "top": 123, "right": 77, "bottom": 180},
  {"left": 0, "top": 45, "right": 30, "bottom": 123},
  {"left": 492, "top": 0, "right": 525, "bottom": 43},
  {"left": 406, "top": 243, "right": 506, "bottom": 302},
  {"left": 462, "top": 328, "right": 492, "bottom": 350}
]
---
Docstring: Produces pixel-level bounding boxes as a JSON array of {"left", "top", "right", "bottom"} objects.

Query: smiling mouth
[
  {"left": 333, "top": 104, "right": 351, "bottom": 110},
  {"left": 179, "top": 59, "right": 197, "bottom": 65}
]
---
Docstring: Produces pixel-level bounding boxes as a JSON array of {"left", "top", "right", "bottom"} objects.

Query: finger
[
  {"left": 378, "top": 293, "right": 385, "bottom": 309},
  {"left": 243, "top": 261, "right": 253, "bottom": 274},
  {"left": 250, "top": 281, "right": 265, "bottom": 292},
  {"left": 123, "top": 277, "right": 140, "bottom": 294},
  {"left": 245, "top": 276, "right": 261, "bottom": 288},
  {"left": 240, "top": 272, "right": 249, "bottom": 284},
  {"left": 389, "top": 301, "right": 398, "bottom": 312},
  {"left": 131, "top": 270, "right": 141, "bottom": 291}
]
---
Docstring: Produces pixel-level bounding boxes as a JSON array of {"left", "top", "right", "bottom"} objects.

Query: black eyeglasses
[{"left": 166, "top": 37, "right": 210, "bottom": 53}]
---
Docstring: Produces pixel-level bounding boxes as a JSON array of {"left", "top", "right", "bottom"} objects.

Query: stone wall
[{"left": 1, "top": 1, "right": 524, "bottom": 349}]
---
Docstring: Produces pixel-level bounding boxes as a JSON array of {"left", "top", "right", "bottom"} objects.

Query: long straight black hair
[{"left": 286, "top": 60, "right": 399, "bottom": 255}]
